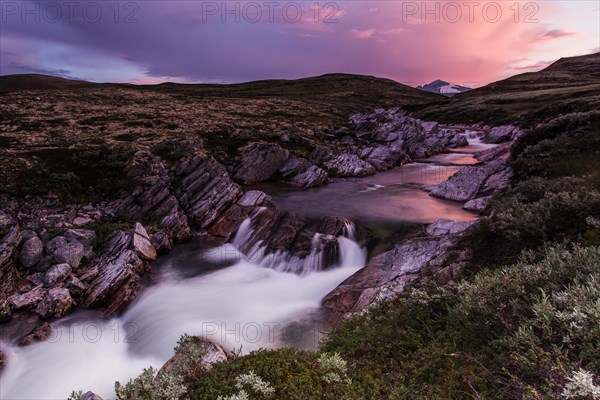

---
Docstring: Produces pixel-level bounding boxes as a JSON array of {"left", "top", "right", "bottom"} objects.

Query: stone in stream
[
  {"left": 18, "top": 322, "right": 53, "bottom": 346},
  {"left": 19, "top": 237, "right": 43, "bottom": 268},
  {"left": 481, "top": 125, "right": 520, "bottom": 144},
  {"left": 278, "top": 157, "right": 328, "bottom": 188}
]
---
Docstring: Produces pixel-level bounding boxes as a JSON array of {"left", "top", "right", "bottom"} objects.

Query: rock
[
  {"left": 84, "top": 231, "right": 144, "bottom": 314},
  {"left": 81, "top": 392, "right": 104, "bottom": 400},
  {"left": 360, "top": 146, "right": 408, "bottom": 171},
  {"left": 73, "top": 217, "right": 93, "bottom": 226},
  {"left": 323, "top": 154, "right": 376, "bottom": 177},
  {"left": 173, "top": 152, "right": 242, "bottom": 229},
  {"left": 65, "top": 229, "right": 97, "bottom": 248},
  {"left": 425, "top": 160, "right": 510, "bottom": 202},
  {"left": 0, "top": 350, "right": 5, "bottom": 370},
  {"left": 53, "top": 240, "right": 84, "bottom": 269},
  {"left": 279, "top": 157, "right": 328, "bottom": 188},
  {"left": 36, "top": 288, "right": 73, "bottom": 319},
  {"left": 132, "top": 223, "right": 157, "bottom": 261},
  {"left": 209, "top": 190, "right": 272, "bottom": 240},
  {"left": 19, "top": 229, "right": 38, "bottom": 242},
  {"left": 482, "top": 125, "right": 518, "bottom": 143},
  {"left": 45, "top": 236, "right": 68, "bottom": 256},
  {"left": 0, "top": 227, "right": 21, "bottom": 282},
  {"left": 426, "top": 219, "right": 478, "bottom": 237},
  {"left": 66, "top": 276, "right": 88, "bottom": 297},
  {"left": 18, "top": 322, "right": 53, "bottom": 346},
  {"left": 463, "top": 196, "right": 492, "bottom": 212},
  {"left": 232, "top": 143, "right": 290, "bottom": 185},
  {"left": 150, "top": 231, "right": 173, "bottom": 254},
  {"left": 159, "top": 337, "right": 227, "bottom": 376},
  {"left": 43, "top": 263, "right": 72, "bottom": 287},
  {"left": 19, "top": 237, "right": 43, "bottom": 268},
  {"left": 323, "top": 235, "right": 459, "bottom": 320},
  {"left": 8, "top": 286, "right": 45, "bottom": 310}
]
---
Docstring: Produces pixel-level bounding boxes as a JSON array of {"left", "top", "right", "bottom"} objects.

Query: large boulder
[
  {"left": 19, "top": 237, "right": 43, "bottom": 268},
  {"left": 132, "top": 223, "right": 157, "bottom": 261},
  {"left": 232, "top": 143, "right": 290, "bottom": 185},
  {"left": 36, "top": 288, "right": 73, "bottom": 319},
  {"left": 159, "top": 337, "right": 227, "bottom": 376},
  {"left": 360, "top": 146, "right": 408, "bottom": 171},
  {"left": 278, "top": 157, "right": 328, "bottom": 188},
  {"left": 426, "top": 219, "right": 477, "bottom": 237},
  {"left": 481, "top": 125, "right": 519, "bottom": 144},
  {"left": 45, "top": 236, "right": 68, "bottom": 256},
  {"left": 209, "top": 190, "right": 271, "bottom": 240},
  {"left": 52, "top": 240, "right": 84, "bottom": 269},
  {"left": 323, "top": 154, "right": 376, "bottom": 177}
]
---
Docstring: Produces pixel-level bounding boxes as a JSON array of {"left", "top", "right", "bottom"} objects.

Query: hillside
[
  {"left": 0, "top": 73, "right": 441, "bottom": 201},
  {"left": 416, "top": 52, "right": 600, "bottom": 125}
]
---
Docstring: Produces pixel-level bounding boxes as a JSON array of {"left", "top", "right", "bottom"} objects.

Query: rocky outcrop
[
  {"left": 209, "top": 190, "right": 272, "bottom": 240},
  {"left": 83, "top": 230, "right": 145, "bottom": 315},
  {"left": 232, "top": 142, "right": 290, "bottom": 185},
  {"left": 18, "top": 322, "right": 52, "bottom": 346},
  {"left": 8, "top": 285, "right": 45, "bottom": 310},
  {"left": 322, "top": 219, "right": 476, "bottom": 320}
]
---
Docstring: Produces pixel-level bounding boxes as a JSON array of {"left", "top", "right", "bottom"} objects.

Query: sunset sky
[{"left": 1, "top": 1, "right": 598, "bottom": 87}]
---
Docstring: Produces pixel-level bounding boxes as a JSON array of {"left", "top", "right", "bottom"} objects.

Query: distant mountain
[{"left": 416, "top": 79, "right": 472, "bottom": 96}]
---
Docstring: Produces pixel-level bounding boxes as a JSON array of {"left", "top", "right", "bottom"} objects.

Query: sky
[{"left": 0, "top": 1, "right": 599, "bottom": 87}]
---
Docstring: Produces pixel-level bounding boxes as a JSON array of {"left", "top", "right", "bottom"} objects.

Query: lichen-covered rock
[
  {"left": 43, "top": 263, "right": 72, "bottom": 287},
  {"left": 45, "top": 236, "right": 68, "bottom": 256},
  {"left": 426, "top": 219, "right": 477, "bottom": 237},
  {"left": 36, "top": 288, "right": 73, "bottom": 319},
  {"left": 132, "top": 223, "right": 157, "bottom": 261},
  {"left": 232, "top": 142, "right": 290, "bottom": 185},
  {"left": 52, "top": 240, "right": 84, "bottom": 269},
  {"left": 159, "top": 337, "right": 227, "bottom": 376},
  {"left": 19, "top": 237, "right": 43, "bottom": 268}
]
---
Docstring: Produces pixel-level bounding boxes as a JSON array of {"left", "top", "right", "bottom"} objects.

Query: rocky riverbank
[{"left": 0, "top": 108, "right": 518, "bottom": 351}]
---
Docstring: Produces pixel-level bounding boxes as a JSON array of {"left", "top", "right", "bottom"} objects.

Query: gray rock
[
  {"left": 232, "top": 142, "right": 290, "bottom": 185},
  {"left": 65, "top": 229, "right": 97, "bottom": 248},
  {"left": 43, "top": 263, "right": 72, "bottom": 287},
  {"left": 45, "top": 236, "right": 68, "bottom": 256},
  {"left": 360, "top": 146, "right": 408, "bottom": 170},
  {"left": 81, "top": 392, "right": 103, "bottom": 400},
  {"left": 463, "top": 196, "right": 492, "bottom": 212},
  {"left": 66, "top": 276, "right": 88, "bottom": 297},
  {"left": 8, "top": 286, "right": 45, "bottom": 310},
  {"left": 36, "top": 288, "right": 73, "bottom": 319},
  {"left": 150, "top": 231, "right": 173, "bottom": 254},
  {"left": 132, "top": 223, "right": 157, "bottom": 261},
  {"left": 53, "top": 240, "right": 84, "bottom": 269},
  {"left": 482, "top": 125, "right": 518, "bottom": 144},
  {"left": 279, "top": 158, "right": 328, "bottom": 188},
  {"left": 159, "top": 337, "right": 227, "bottom": 376},
  {"left": 425, "top": 160, "right": 509, "bottom": 202},
  {"left": 323, "top": 235, "right": 460, "bottom": 320},
  {"left": 426, "top": 219, "right": 477, "bottom": 237},
  {"left": 19, "top": 237, "right": 43, "bottom": 268},
  {"left": 324, "top": 154, "right": 376, "bottom": 177}
]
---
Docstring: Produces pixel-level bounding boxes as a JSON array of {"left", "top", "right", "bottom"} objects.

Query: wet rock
[
  {"left": 209, "top": 190, "right": 271, "bottom": 240},
  {"left": 279, "top": 157, "right": 328, "bottom": 188},
  {"left": 36, "top": 288, "right": 73, "bottom": 319},
  {"left": 19, "top": 237, "right": 43, "bottom": 268},
  {"left": 425, "top": 159, "right": 510, "bottom": 202},
  {"left": 53, "top": 240, "right": 84, "bottom": 269},
  {"left": 232, "top": 142, "right": 290, "bottom": 185},
  {"left": 323, "top": 235, "right": 459, "bottom": 320},
  {"left": 84, "top": 231, "right": 144, "bottom": 314},
  {"left": 159, "top": 337, "right": 227, "bottom": 375},
  {"left": 66, "top": 276, "right": 88, "bottom": 297},
  {"left": 323, "top": 154, "right": 376, "bottom": 177},
  {"left": 132, "top": 223, "right": 157, "bottom": 261},
  {"left": 43, "top": 263, "right": 72, "bottom": 287},
  {"left": 45, "top": 236, "right": 68, "bottom": 256},
  {"left": 150, "top": 231, "right": 173, "bottom": 254},
  {"left": 173, "top": 152, "right": 242, "bottom": 229},
  {"left": 18, "top": 322, "right": 53, "bottom": 346},
  {"left": 8, "top": 286, "right": 45, "bottom": 310},
  {"left": 426, "top": 219, "right": 478, "bottom": 237},
  {"left": 0, "top": 350, "right": 5, "bottom": 370},
  {"left": 65, "top": 229, "right": 97, "bottom": 248},
  {"left": 360, "top": 146, "right": 408, "bottom": 171}
]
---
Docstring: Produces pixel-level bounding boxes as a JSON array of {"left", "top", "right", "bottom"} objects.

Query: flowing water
[{"left": 0, "top": 135, "right": 490, "bottom": 399}]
